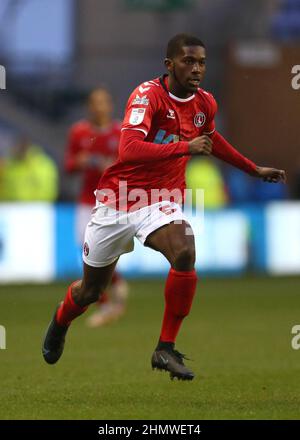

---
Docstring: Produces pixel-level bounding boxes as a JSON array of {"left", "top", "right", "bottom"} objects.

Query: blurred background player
[
  {"left": 0, "top": 133, "right": 58, "bottom": 202},
  {"left": 64, "top": 88, "right": 129, "bottom": 327}
]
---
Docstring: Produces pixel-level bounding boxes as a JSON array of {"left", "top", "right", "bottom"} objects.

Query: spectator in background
[
  {"left": 64, "top": 88, "right": 129, "bottom": 328},
  {"left": 186, "top": 157, "right": 228, "bottom": 209},
  {"left": 0, "top": 135, "right": 58, "bottom": 201}
]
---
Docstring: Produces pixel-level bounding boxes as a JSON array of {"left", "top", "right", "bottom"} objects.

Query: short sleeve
[
  {"left": 203, "top": 93, "right": 218, "bottom": 135},
  {"left": 121, "top": 83, "right": 158, "bottom": 137}
]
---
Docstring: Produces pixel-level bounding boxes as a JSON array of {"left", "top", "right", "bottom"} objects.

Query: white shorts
[
  {"left": 76, "top": 203, "right": 93, "bottom": 245},
  {"left": 82, "top": 201, "right": 188, "bottom": 268}
]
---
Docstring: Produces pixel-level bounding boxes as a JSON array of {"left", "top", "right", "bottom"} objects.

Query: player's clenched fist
[
  {"left": 254, "top": 166, "right": 287, "bottom": 183},
  {"left": 188, "top": 135, "right": 213, "bottom": 156}
]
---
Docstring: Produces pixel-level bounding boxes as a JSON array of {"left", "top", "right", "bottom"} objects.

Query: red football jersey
[
  {"left": 65, "top": 120, "right": 120, "bottom": 204},
  {"left": 98, "top": 75, "right": 217, "bottom": 211}
]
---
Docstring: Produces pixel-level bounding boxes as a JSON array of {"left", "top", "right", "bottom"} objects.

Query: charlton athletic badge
[
  {"left": 194, "top": 112, "right": 206, "bottom": 128},
  {"left": 83, "top": 242, "right": 89, "bottom": 257}
]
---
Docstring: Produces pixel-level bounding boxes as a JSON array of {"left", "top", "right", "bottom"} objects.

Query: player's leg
[
  {"left": 43, "top": 200, "right": 135, "bottom": 364},
  {"left": 65, "top": 259, "right": 119, "bottom": 307},
  {"left": 86, "top": 271, "right": 129, "bottom": 327},
  {"left": 108, "top": 271, "right": 129, "bottom": 318},
  {"left": 42, "top": 260, "right": 117, "bottom": 364},
  {"left": 77, "top": 203, "right": 129, "bottom": 328},
  {"left": 145, "top": 221, "right": 197, "bottom": 380}
]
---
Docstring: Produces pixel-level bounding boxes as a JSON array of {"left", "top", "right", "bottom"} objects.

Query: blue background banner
[{"left": 0, "top": 202, "right": 298, "bottom": 282}]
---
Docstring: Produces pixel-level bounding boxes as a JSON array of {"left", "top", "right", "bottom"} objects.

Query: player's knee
[{"left": 172, "top": 246, "right": 195, "bottom": 271}]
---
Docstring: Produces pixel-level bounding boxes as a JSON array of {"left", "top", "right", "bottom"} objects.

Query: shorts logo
[
  {"left": 129, "top": 108, "right": 146, "bottom": 125},
  {"left": 83, "top": 242, "right": 89, "bottom": 256},
  {"left": 194, "top": 112, "right": 206, "bottom": 128}
]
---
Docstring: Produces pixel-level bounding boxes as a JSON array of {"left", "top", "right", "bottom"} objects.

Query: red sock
[
  {"left": 160, "top": 268, "right": 197, "bottom": 343},
  {"left": 56, "top": 282, "right": 88, "bottom": 326}
]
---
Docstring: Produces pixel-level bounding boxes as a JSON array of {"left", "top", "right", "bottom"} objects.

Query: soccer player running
[
  {"left": 43, "top": 34, "right": 286, "bottom": 380},
  {"left": 64, "top": 88, "right": 129, "bottom": 327}
]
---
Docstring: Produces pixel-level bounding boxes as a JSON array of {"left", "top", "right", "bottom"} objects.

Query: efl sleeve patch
[
  {"left": 129, "top": 108, "right": 146, "bottom": 125},
  {"left": 122, "top": 83, "right": 158, "bottom": 134}
]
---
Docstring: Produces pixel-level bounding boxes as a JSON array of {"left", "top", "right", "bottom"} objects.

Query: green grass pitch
[{"left": 0, "top": 276, "right": 300, "bottom": 420}]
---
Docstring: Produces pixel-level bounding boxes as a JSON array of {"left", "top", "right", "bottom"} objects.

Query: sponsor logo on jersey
[
  {"left": 132, "top": 94, "right": 149, "bottom": 106},
  {"left": 153, "top": 129, "right": 176, "bottom": 144},
  {"left": 167, "top": 109, "right": 176, "bottom": 119},
  {"left": 194, "top": 112, "right": 206, "bottom": 127},
  {"left": 129, "top": 108, "right": 146, "bottom": 125}
]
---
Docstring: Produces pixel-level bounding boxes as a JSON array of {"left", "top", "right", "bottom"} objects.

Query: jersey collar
[{"left": 159, "top": 74, "right": 195, "bottom": 102}]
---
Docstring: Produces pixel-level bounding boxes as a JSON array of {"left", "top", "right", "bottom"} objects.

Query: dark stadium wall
[
  {"left": 73, "top": 0, "right": 271, "bottom": 116},
  {"left": 225, "top": 43, "right": 300, "bottom": 188}
]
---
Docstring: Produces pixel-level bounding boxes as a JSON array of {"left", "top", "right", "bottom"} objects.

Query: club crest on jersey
[
  {"left": 129, "top": 108, "right": 146, "bottom": 125},
  {"left": 132, "top": 95, "right": 149, "bottom": 106},
  {"left": 194, "top": 112, "right": 206, "bottom": 128},
  {"left": 83, "top": 242, "right": 89, "bottom": 256}
]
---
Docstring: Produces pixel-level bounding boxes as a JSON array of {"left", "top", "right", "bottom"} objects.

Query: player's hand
[
  {"left": 188, "top": 135, "right": 213, "bottom": 156},
  {"left": 255, "top": 166, "right": 287, "bottom": 183}
]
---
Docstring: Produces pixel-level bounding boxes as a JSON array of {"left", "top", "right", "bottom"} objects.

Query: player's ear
[{"left": 164, "top": 58, "right": 173, "bottom": 73}]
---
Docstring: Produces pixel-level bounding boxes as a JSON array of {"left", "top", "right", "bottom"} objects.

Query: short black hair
[{"left": 166, "top": 33, "right": 205, "bottom": 59}]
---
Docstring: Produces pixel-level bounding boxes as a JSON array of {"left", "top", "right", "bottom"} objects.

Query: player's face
[
  {"left": 166, "top": 45, "right": 206, "bottom": 95},
  {"left": 88, "top": 90, "right": 113, "bottom": 120}
]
